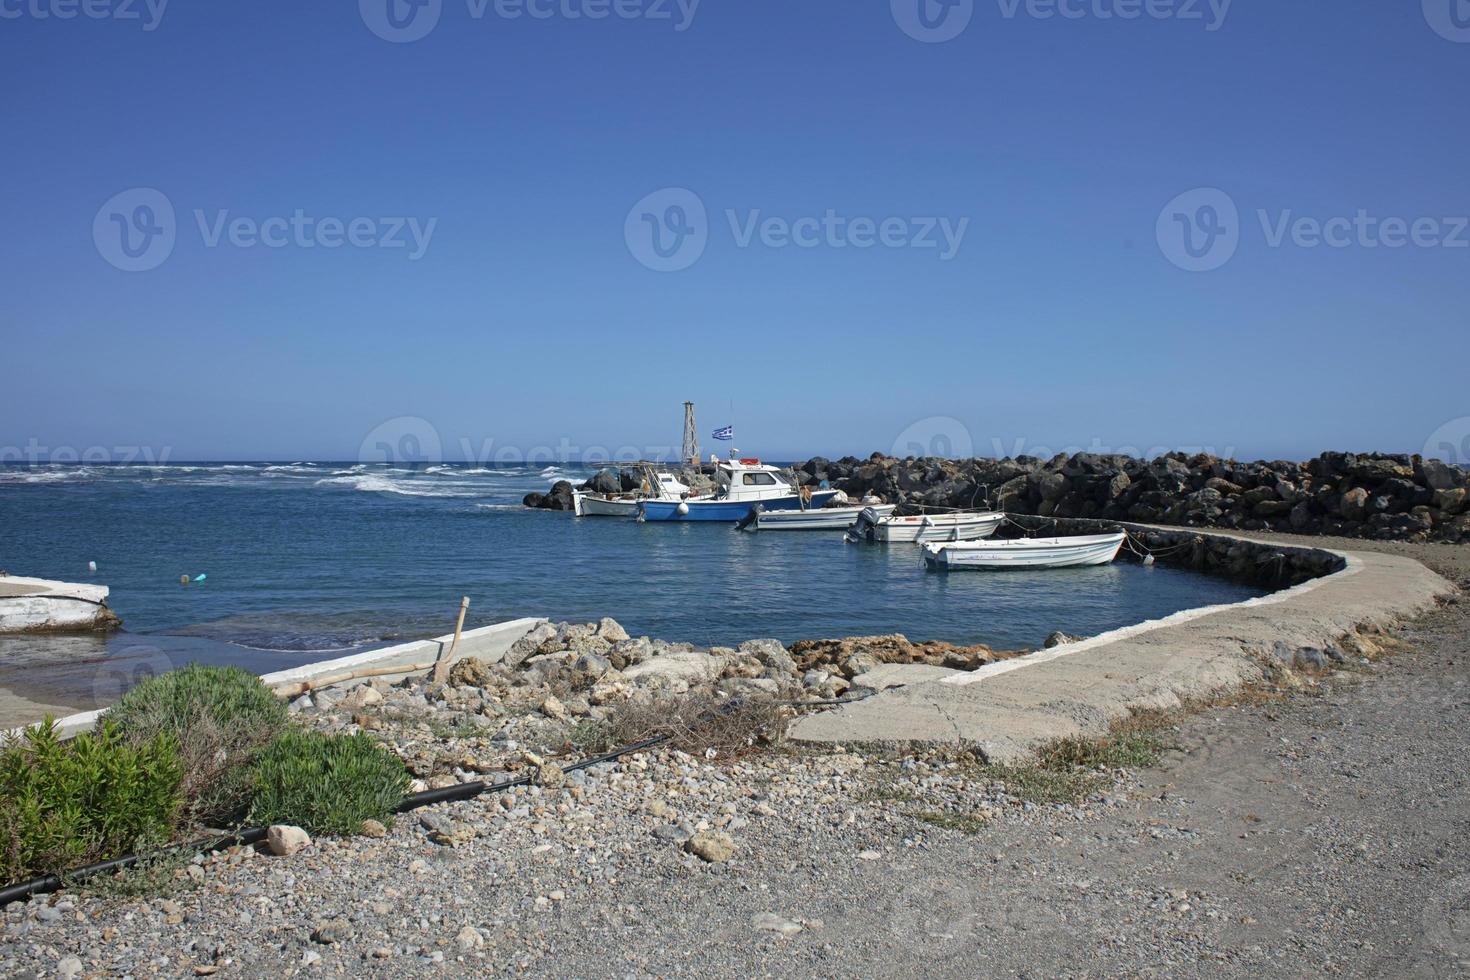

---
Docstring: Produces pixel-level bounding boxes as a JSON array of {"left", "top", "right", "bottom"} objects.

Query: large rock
[
  {"left": 738, "top": 638, "right": 798, "bottom": 676},
  {"left": 266, "top": 825, "right": 311, "bottom": 857},
  {"left": 587, "top": 470, "right": 621, "bottom": 494},
  {"left": 505, "top": 621, "right": 557, "bottom": 668},
  {"left": 621, "top": 650, "right": 723, "bottom": 689}
]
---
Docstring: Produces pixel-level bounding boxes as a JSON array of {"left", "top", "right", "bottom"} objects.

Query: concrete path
[{"left": 792, "top": 530, "right": 1458, "bottom": 762}]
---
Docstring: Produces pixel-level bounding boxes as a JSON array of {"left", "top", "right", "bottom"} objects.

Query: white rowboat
[
  {"left": 858, "top": 510, "right": 1005, "bottom": 543},
  {"left": 746, "top": 503, "right": 896, "bottom": 531},
  {"left": 922, "top": 532, "right": 1127, "bottom": 570}
]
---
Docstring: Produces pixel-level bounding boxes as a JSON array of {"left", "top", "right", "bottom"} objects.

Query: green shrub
[
  {"left": 0, "top": 719, "right": 182, "bottom": 882},
  {"left": 108, "top": 664, "right": 288, "bottom": 826},
  {"left": 246, "top": 731, "right": 409, "bottom": 836}
]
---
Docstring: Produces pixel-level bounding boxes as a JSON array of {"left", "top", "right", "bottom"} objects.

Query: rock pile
[
  {"left": 800, "top": 451, "right": 1469, "bottom": 543},
  {"left": 290, "top": 620, "right": 1028, "bottom": 790},
  {"left": 522, "top": 451, "right": 1468, "bottom": 542},
  {"left": 789, "top": 634, "right": 1021, "bottom": 677}
]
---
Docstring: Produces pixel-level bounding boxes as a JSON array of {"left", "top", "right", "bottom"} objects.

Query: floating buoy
[
  {"left": 1142, "top": 554, "right": 1156, "bottom": 566},
  {"left": 88, "top": 560, "right": 97, "bottom": 573},
  {"left": 180, "top": 575, "right": 190, "bottom": 586},
  {"left": 194, "top": 573, "right": 207, "bottom": 582}
]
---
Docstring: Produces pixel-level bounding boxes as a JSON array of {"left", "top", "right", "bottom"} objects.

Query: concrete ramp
[{"left": 792, "top": 536, "right": 1456, "bottom": 763}]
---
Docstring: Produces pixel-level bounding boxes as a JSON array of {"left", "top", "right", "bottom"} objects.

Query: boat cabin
[{"left": 711, "top": 457, "right": 799, "bottom": 503}]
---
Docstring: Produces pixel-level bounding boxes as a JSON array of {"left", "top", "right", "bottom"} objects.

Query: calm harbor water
[{"left": 1, "top": 463, "right": 1266, "bottom": 706}]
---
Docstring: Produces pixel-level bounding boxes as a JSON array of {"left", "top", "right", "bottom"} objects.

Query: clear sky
[{"left": 2, "top": 0, "right": 1466, "bottom": 464}]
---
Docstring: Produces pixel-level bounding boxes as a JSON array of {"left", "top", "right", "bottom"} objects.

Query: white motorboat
[
  {"left": 635, "top": 455, "right": 838, "bottom": 521},
  {"left": 739, "top": 502, "right": 896, "bottom": 531},
  {"left": 848, "top": 508, "right": 1005, "bottom": 543},
  {"left": 922, "top": 532, "right": 1127, "bottom": 570},
  {"left": 573, "top": 466, "right": 692, "bottom": 518}
]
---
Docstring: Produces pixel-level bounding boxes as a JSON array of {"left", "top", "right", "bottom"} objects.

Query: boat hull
[
  {"left": 872, "top": 512, "right": 1004, "bottom": 543},
  {"left": 752, "top": 503, "right": 895, "bottom": 531},
  {"left": 639, "top": 490, "right": 840, "bottom": 522},
  {"left": 575, "top": 493, "right": 647, "bottom": 518},
  {"left": 923, "top": 532, "right": 1127, "bottom": 570}
]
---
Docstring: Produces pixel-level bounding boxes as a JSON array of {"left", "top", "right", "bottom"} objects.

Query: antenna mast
[{"left": 682, "top": 401, "right": 699, "bottom": 466}]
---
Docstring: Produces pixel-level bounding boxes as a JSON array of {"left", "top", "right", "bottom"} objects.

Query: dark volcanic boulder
[
  {"left": 587, "top": 470, "right": 621, "bottom": 494},
  {"left": 544, "top": 480, "right": 575, "bottom": 510}
]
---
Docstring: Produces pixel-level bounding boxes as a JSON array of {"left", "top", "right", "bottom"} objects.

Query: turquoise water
[{"left": 0, "top": 463, "right": 1265, "bottom": 704}]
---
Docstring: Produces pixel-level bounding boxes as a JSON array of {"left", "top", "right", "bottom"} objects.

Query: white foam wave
[{"left": 314, "top": 474, "right": 484, "bottom": 498}]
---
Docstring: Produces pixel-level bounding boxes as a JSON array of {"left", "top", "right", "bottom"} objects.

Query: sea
[{"left": 0, "top": 462, "right": 1266, "bottom": 710}]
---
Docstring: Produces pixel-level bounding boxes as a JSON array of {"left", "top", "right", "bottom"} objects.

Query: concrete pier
[
  {"left": 790, "top": 526, "right": 1458, "bottom": 762},
  {"left": 0, "top": 575, "right": 119, "bottom": 634}
]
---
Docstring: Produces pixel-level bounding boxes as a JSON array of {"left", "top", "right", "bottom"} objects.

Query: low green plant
[
  {"left": 1036, "top": 729, "right": 1169, "bottom": 771},
  {"left": 247, "top": 730, "right": 409, "bottom": 836},
  {"left": 108, "top": 664, "right": 288, "bottom": 826},
  {"left": 0, "top": 719, "right": 182, "bottom": 882}
]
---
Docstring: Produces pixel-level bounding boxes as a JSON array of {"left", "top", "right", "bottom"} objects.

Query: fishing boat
[
  {"left": 922, "top": 532, "right": 1127, "bottom": 570},
  {"left": 847, "top": 507, "right": 1005, "bottom": 543},
  {"left": 738, "top": 502, "right": 896, "bottom": 531},
  {"left": 573, "top": 465, "right": 692, "bottom": 518},
  {"left": 636, "top": 456, "right": 838, "bottom": 522}
]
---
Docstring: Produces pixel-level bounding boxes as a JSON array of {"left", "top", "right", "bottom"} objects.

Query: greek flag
[{"left": 711, "top": 425, "right": 734, "bottom": 441}]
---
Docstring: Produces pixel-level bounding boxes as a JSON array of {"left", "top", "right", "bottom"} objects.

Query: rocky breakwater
[
  {"left": 286, "top": 619, "right": 1024, "bottom": 791},
  {"left": 796, "top": 451, "right": 1470, "bottom": 543}
]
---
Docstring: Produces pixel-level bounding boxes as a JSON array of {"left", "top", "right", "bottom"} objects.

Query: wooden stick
[
  {"left": 432, "top": 596, "right": 471, "bottom": 685},
  {"left": 269, "top": 659, "right": 438, "bottom": 698}
]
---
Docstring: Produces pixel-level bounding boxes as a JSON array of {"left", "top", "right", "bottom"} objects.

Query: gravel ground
[{"left": 3, "top": 536, "right": 1466, "bottom": 979}]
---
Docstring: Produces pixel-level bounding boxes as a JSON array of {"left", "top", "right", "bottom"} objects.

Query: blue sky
[{"left": 2, "top": 0, "right": 1466, "bottom": 463}]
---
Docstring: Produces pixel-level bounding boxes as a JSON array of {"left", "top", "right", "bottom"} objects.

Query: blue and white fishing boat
[{"left": 636, "top": 455, "right": 838, "bottom": 522}]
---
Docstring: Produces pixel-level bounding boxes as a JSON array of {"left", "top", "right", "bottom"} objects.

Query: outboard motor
[
  {"left": 845, "top": 505, "right": 882, "bottom": 543},
  {"left": 735, "top": 503, "right": 763, "bottom": 533}
]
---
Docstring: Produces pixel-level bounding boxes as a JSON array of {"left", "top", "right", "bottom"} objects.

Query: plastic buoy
[
  {"left": 88, "top": 560, "right": 97, "bottom": 573},
  {"left": 180, "top": 575, "right": 189, "bottom": 586},
  {"left": 194, "top": 574, "right": 207, "bottom": 582},
  {"left": 1142, "top": 554, "right": 1156, "bottom": 566},
  {"left": 676, "top": 502, "right": 690, "bottom": 516}
]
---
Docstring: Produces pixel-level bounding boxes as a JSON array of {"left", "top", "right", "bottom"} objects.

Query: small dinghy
[
  {"left": 922, "top": 532, "right": 1127, "bottom": 570},
  {"left": 738, "top": 502, "right": 896, "bottom": 531},
  {"left": 846, "top": 508, "right": 1005, "bottom": 543}
]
